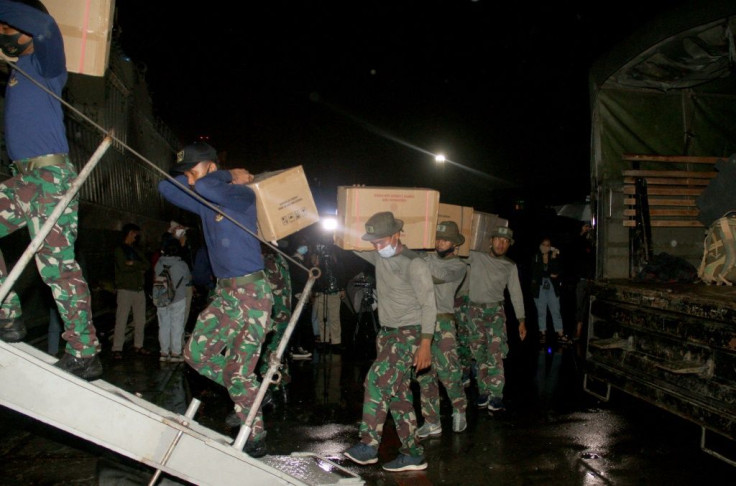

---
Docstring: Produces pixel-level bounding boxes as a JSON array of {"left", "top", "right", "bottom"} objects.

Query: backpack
[
  {"left": 152, "top": 264, "right": 183, "bottom": 307},
  {"left": 698, "top": 211, "right": 736, "bottom": 285}
]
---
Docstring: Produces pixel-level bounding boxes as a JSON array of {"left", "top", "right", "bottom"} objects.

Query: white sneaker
[
  {"left": 416, "top": 420, "right": 442, "bottom": 438},
  {"left": 290, "top": 347, "right": 312, "bottom": 360},
  {"left": 452, "top": 411, "right": 467, "bottom": 433}
]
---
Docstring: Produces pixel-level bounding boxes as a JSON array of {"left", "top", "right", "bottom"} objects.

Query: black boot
[
  {"left": 243, "top": 433, "right": 268, "bottom": 458},
  {"left": 0, "top": 317, "right": 26, "bottom": 343},
  {"left": 55, "top": 353, "right": 103, "bottom": 381}
]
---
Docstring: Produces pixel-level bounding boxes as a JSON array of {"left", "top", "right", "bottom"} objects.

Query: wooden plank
[
  {"left": 622, "top": 170, "right": 718, "bottom": 178},
  {"left": 622, "top": 154, "right": 721, "bottom": 164},
  {"left": 623, "top": 186, "right": 704, "bottom": 196},
  {"left": 624, "top": 208, "right": 699, "bottom": 217},
  {"left": 623, "top": 176, "right": 712, "bottom": 186},
  {"left": 624, "top": 198, "right": 698, "bottom": 206},
  {"left": 623, "top": 220, "right": 704, "bottom": 227}
]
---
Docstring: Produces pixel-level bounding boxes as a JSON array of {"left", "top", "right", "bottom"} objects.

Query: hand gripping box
[
  {"left": 469, "top": 210, "right": 509, "bottom": 252},
  {"left": 248, "top": 166, "right": 320, "bottom": 241},
  {"left": 335, "top": 186, "right": 440, "bottom": 250},
  {"left": 437, "top": 203, "right": 474, "bottom": 257},
  {"left": 45, "top": 0, "right": 116, "bottom": 77}
]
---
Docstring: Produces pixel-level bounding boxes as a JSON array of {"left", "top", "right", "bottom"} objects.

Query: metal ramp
[{"left": 0, "top": 340, "right": 363, "bottom": 486}]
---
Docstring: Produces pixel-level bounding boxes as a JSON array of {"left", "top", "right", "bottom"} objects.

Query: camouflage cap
[
  {"left": 491, "top": 225, "right": 514, "bottom": 245},
  {"left": 361, "top": 211, "right": 404, "bottom": 241},
  {"left": 436, "top": 221, "right": 465, "bottom": 246}
]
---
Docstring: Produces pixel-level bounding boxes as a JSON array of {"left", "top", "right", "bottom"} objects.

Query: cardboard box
[
  {"left": 248, "top": 166, "right": 320, "bottom": 241},
  {"left": 437, "top": 203, "right": 473, "bottom": 256},
  {"left": 335, "top": 186, "right": 440, "bottom": 250},
  {"left": 469, "top": 211, "right": 509, "bottom": 252},
  {"left": 45, "top": 0, "right": 115, "bottom": 77}
]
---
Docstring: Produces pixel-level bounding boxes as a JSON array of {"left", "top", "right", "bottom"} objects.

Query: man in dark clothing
[
  {"left": 158, "top": 141, "right": 273, "bottom": 458},
  {"left": 0, "top": 0, "right": 101, "bottom": 380},
  {"left": 570, "top": 222, "right": 595, "bottom": 339},
  {"left": 112, "top": 223, "right": 150, "bottom": 358}
]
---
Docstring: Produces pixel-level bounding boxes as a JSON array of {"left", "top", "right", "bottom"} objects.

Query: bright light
[
  {"left": 321, "top": 216, "right": 338, "bottom": 231},
  {"left": 435, "top": 154, "right": 446, "bottom": 164}
]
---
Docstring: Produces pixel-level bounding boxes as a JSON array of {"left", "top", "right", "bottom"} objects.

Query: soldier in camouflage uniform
[
  {"left": 158, "top": 141, "right": 273, "bottom": 458},
  {"left": 258, "top": 243, "right": 292, "bottom": 390},
  {"left": 416, "top": 221, "right": 469, "bottom": 438},
  {"left": 0, "top": 0, "right": 101, "bottom": 380},
  {"left": 466, "top": 226, "right": 527, "bottom": 413},
  {"left": 453, "top": 268, "right": 473, "bottom": 386},
  {"left": 344, "top": 211, "right": 435, "bottom": 473}
]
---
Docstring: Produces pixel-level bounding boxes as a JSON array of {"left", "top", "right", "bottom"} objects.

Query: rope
[{"left": 0, "top": 56, "right": 311, "bottom": 274}]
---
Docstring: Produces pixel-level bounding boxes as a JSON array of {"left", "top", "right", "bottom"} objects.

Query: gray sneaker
[
  {"left": 344, "top": 443, "right": 378, "bottom": 465},
  {"left": 452, "top": 412, "right": 467, "bottom": 433},
  {"left": 416, "top": 420, "right": 442, "bottom": 438},
  {"left": 382, "top": 453, "right": 427, "bottom": 472}
]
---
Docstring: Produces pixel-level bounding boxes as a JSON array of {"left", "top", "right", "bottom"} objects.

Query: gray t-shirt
[
  {"left": 423, "top": 253, "right": 467, "bottom": 314},
  {"left": 356, "top": 248, "right": 437, "bottom": 337},
  {"left": 466, "top": 250, "right": 525, "bottom": 320}
]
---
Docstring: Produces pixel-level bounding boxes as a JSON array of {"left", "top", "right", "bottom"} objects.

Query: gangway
[
  {"left": 0, "top": 340, "right": 363, "bottom": 485},
  {"left": 0, "top": 58, "right": 365, "bottom": 484}
]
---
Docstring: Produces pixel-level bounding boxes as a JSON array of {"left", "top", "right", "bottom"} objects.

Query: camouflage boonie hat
[
  {"left": 362, "top": 211, "right": 404, "bottom": 241},
  {"left": 436, "top": 221, "right": 465, "bottom": 246},
  {"left": 491, "top": 226, "right": 514, "bottom": 245}
]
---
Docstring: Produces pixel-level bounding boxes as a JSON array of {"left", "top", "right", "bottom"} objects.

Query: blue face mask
[{"left": 296, "top": 245, "right": 308, "bottom": 255}]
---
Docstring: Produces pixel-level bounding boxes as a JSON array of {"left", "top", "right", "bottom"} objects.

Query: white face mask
[
  {"left": 296, "top": 245, "right": 308, "bottom": 255},
  {"left": 174, "top": 229, "right": 186, "bottom": 238},
  {"left": 377, "top": 242, "right": 397, "bottom": 258}
]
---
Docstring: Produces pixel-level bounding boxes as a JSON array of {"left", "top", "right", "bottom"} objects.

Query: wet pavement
[{"left": 1, "top": 313, "right": 735, "bottom": 485}]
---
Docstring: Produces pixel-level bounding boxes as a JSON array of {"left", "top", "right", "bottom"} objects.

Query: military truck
[{"left": 584, "top": 1, "right": 736, "bottom": 465}]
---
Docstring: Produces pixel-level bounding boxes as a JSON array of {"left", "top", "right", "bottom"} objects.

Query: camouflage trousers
[
  {"left": 415, "top": 314, "right": 467, "bottom": 423},
  {"left": 358, "top": 325, "right": 423, "bottom": 457},
  {"left": 453, "top": 294, "right": 472, "bottom": 371},
  {"left": 185, "top": 277, "right": 273, "bottom": 441},
  {"left": 467, "top": 302, "right": 509, "bottom": 398},
  {"left": 0, "top": 160, "right": 98, "bottom": 357},
  {"left": 258, "top": 311, "right": 292, "bottom": 387}
]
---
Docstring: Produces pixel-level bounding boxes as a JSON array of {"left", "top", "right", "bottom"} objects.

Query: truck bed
[{"left": 587, "top": 279, "right": 736, "bottom": 441}]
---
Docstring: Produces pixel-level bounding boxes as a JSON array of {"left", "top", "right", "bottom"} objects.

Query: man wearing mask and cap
[
  {"left": 415, "top": 221, "right": 469, "bottom": 439},
  {"left": 466, "top": 225, "right": 527, "bottom": 413},
  {"left": 343, "top": 211, "right": 435, "bottom": 472},
  {"left": 158, "top": 141, "right": 273, "bottom": 458}
]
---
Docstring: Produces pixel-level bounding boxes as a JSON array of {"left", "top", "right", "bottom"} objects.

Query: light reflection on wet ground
[{"left": 1, "top": 327, "right": 735, "bottom": 485}]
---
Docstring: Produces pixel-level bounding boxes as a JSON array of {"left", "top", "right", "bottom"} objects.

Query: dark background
[{"left": 114, "top": 0, "right": 686, "bottom": 216}]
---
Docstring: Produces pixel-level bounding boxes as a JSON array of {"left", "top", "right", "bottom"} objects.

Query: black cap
[{"left": 170, "top": 142, "right": 218, "bottom": 175}]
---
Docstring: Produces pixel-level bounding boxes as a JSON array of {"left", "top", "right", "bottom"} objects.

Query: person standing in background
[
  {"left": 154, "top": 238, "right": 191, "bottom": 362},
  {"left": 531, "top": 236, "right": 566, "bottom": 344},
  {"left": 0, "top": 0, "right": 101, "bottom": 379},
  {"left": 112, "top": 223, "right": 150, "bottom": 359}
]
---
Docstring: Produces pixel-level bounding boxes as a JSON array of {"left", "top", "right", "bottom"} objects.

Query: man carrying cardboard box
[
  {"left": 466, "top": 226, "right": 527, "bottom": 413},
  {"left": 158, "top": 141, "right": 274, "bottom": 458},
  {"left": 343, "top": 211, "right": 435, "bottom": 472},
  {"left": 415, "top": 221, "right": 469, "bottom": 438},
  {"left": 0, "top": 0, "right": 102, "bottom": 380}
]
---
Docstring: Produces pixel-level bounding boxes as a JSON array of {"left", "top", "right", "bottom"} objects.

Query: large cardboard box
[
  {"left": 437, "top": 203, "right": 473, "bottom": 256},
  {"left": 45, "top": 0, "right": 115, "bottom": 77},
  {"left": 248, "top": 166, "right": 320, "bottom": 241},
  {"left": 335, "top": 186, "right": 440, "bottom": 250},
  {"left": 469, "top": 211, "right": 509, "bottom": 252}
]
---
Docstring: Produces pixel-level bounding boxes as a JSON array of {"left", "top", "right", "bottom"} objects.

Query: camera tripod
[{"left": 352, "top": 286, "right": 379, "bottom": 360}]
